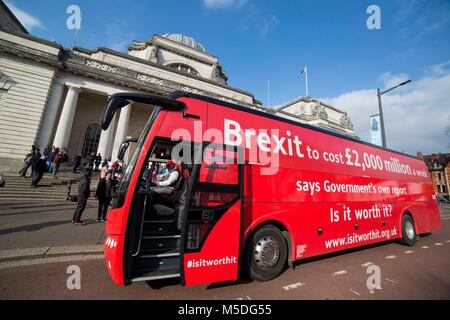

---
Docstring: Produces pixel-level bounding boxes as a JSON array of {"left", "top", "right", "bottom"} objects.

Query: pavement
[{"left": 0, "top": 200, "right": 105, "bottom": 266}]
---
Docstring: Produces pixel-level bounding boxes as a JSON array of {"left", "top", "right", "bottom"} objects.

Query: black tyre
[
  {"left": 398, "top": 214, "right": 416, "bottom": 246},
  {"left": 244, "top": 225, "right": 288, "bottom": 282}
]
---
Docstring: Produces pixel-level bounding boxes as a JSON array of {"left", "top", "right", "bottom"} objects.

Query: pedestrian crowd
[
  {"left": 71, "top": 159, "right": 123, "bottom": 225},
  {"left": 19, "top": 145, "right": 126, "bottom": 226}
]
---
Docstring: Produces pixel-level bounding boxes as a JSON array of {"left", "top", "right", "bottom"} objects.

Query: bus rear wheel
[
  {"left": 398, "top": 214, "right": 416, "bottom": 246},
  {"left": 244, "top": 225, "right": 287, "bottom": 282}
]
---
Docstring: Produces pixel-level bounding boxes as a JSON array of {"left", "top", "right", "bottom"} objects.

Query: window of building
[
  {"left": 81, "top": 124, "right": 101, "bottom": 157},
  {"left": 438, "top": 173, "right": 442, "bottom": 181}
]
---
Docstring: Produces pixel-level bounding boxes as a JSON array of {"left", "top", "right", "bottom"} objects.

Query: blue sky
[{"left": 4, "top": 0, "right": 450, "bottom": 153}]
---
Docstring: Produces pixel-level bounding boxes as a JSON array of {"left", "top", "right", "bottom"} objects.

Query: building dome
[{"left": 161, "top": 33, "right": 206, "bottom": 53}]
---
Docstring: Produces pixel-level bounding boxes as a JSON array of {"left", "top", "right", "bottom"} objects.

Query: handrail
[
  {"left": 101, "top": 92, "right": 185, "bottom": 130},
  {"left": 131, "top": 191, "right": 148, "bottom": 257}
]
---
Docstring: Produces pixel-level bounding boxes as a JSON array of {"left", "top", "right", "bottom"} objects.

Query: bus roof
[{"left": 167, "top": 91, "right": 421, "bottom": 161}]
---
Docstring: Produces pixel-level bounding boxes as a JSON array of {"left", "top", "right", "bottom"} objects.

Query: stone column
[
  {"left": 111, "top": 103, "right": 132, "bottom": 160},
  {"left": 38, "top": 81, "right": 65, "bottom": 149},
  {"left": 52, "top": 86, "right": 81, "bottom": 149},
  {"left": 97, "top": 111, "right": 117, "bottom": 161}
]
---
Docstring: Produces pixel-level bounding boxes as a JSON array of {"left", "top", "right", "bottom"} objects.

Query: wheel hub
[
  {"left": 405, "top": 220, "right": 415, "bottom": 239},
  {"left": 253, "top": 236, "right": 280, "bottom": 270}
]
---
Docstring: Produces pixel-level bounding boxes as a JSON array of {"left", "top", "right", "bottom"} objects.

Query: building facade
[
  {"left": 0, "top": 27, "right": 265, "bottom": 171},
  {"left": 276, "top": 97, "right": 355, "bottom": 137},
  {"left": 418, "top": 152, "right": 450, "bottom": 199},
  {"left": 0, "top": 2, "right": 354, "bottom": 171}
]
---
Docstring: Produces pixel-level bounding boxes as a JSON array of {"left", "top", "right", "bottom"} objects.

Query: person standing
[
  {"left": 72, "top": 171, "right": 92, "bottom": 225},
  {"left": 84, "top": 153, "right": 95, "bottom": 172},
  {"left": 60, "top": 148, "right": 69, "bottom": 171},
  {"left": 31, "top": 155, "right": 48, "bottom": 187},
  {"left": 101, "top": 159, "right": 109, "bottom": 169},
  {"left": 42, "top": 145, "right": 51, "bottom": 166},
  {"left": 19, "top": 149, "right": 33, "bottom": 177},
  {"left": 52, "top": 149, "right": 62, "bottom": 178},
  {"left": 94, "top": 153, "right": 102, "bottom": 171},
  {"left": 95, "top": 172, "right": 114, "bottom": 222},
  {"left": 47, "top": 146, "right": 56, "bottom": 172},
  {"left": 72, "top": 153, "right": 81, "bottom": 173},
  {"left": 29, "top": 148, "right": 41, "bottom": 179},
  {"left": 100, "top": 162, "right": 109, "bottom": 179}
]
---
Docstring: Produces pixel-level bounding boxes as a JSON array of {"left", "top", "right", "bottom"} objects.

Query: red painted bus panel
[{"left": 183, "top": 201, "right": 241, "bottom": 286}]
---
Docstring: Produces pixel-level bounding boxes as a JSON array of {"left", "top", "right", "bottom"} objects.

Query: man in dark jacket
[
  {"left": 19, "top": 151, "right": 33, "bottom": 177},
  {"left": 95, "top": 172, "right": 115, "bottom": 222},
  {"left": 72, "top": 171, "right": 92, "bottom": 225},
  {"left": 72, "top": 154, "right": 82, "bottom": 173},
  {"left": 31, "top": 156, "right": 47, "bottom": 187},
  {"left": 94, "top": 153, "right": 102, "bottom": 171},
  {"left": 29, "top": 148, "right": 41, "bottom": 178},
  {"left": 19, "top": 146, "right": 38, "bottom": 177}
]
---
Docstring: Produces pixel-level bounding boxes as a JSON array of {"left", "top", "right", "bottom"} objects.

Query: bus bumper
[{"left": 104, "top": 233, "right": 125, "bottom": 286}]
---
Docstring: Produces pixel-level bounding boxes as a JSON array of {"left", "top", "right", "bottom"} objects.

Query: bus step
[
  {"left": 135, "top": 254, "right": 179, "bottom": 271},
  {"left": 141, "top": 235, "right": 181, "bottom": 251},
  {"left": 140, "top": 250, "right": 179, "bottom": 259},
  {"left": 131, "top": 269, "right": 180, "bottom": 282},
  {"left": 142, "top": 220, "right": 178, "bottom": 236},
  {"left": 144, "top": 219, "right": 174, "bottom": 224}
]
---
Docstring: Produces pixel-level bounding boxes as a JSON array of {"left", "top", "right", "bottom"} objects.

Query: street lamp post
[{"left": 376, "top": 79, "right": 412, "bottom": 148}]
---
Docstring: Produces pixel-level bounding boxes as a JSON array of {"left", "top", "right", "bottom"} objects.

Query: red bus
[{"left": 101, "top": 91, "right": 442, "bottom": 286}]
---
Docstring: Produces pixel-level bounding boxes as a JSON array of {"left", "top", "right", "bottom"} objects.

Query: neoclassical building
[
  {"left": 276, "top": 97, "right": 355, "bottom": 136},
  {"left": 0, "top": 2, "right": 354, "bottom": 171}
]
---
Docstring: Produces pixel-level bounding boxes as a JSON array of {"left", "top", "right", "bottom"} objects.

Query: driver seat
[{"left": 152, "top": 163, "right": 190, "bottom": 218}]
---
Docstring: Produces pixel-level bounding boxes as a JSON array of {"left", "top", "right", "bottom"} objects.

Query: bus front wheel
[
  {"left": 398, "top": 214, "right": 416, "bottom": 246},
  {"left": 244, "top": 225, "right": 288, "bottom": 282}
]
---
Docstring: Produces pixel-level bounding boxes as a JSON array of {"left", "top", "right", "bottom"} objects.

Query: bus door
[{"left": 181, "top": 143, "right": 244, "bottom": 286}]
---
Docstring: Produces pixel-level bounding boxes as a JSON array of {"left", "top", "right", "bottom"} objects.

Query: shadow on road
[
  {"left": 0, "top": 206, "right": 77, "bottom": 217},
  {"left": 143, "top": 274, "right": 254, "bottom": 290},
  {"left": 206, "top": 277, "right": 253, "bottom": 290},
  {"left": 0, "top": 220, "right": 70, "bottom": 235},
  {"left": 81, "top": 219, "right": 103, "bottom": 226},
  {"left": 146, "top": 277, "right": 181, "bottom": 289}
]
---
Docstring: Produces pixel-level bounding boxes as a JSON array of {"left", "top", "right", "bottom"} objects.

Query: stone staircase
[{"left": 0, "top": 172, "right": 98, "bottom": 201}]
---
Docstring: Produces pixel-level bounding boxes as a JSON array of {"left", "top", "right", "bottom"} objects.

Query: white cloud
[
  {"left": 4, "top": 1, "right": 44, "bottom": 31},
  {"left": 321, "top": 64, "right": 450, "bottom": 155},
  {"left": 377, "top": 72, "right": 410, "bottom": 90},
  {"left": 260, "top": 15, "right": 279, "bottom": 37},
  {"left": 203, "top": 0, "right": 247, "bottom": 9},
  {"left": 425, "top": 60, "right": 450, "bottom": 76}
]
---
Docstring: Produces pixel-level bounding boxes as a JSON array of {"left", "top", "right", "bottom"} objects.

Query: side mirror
[
  {"left": 118, "top": 142, "right": 129, "bottom": 161},
  {"left": 117, "top": 137, "right": 138, "bottom": 160},
  {"left": 101, "top": 97, "right": 129, "bottom": 130}
]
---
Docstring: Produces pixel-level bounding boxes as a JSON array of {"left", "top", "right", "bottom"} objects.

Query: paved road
[
  {"left": 0, "top": 200, "right": 105, "bottom": 250},
  {"left": 1, "top": 207, "right": 449, "bottom": 300}
]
